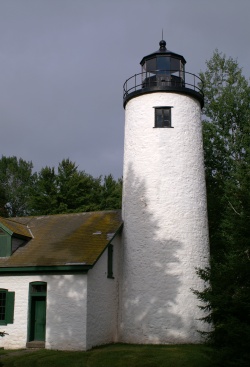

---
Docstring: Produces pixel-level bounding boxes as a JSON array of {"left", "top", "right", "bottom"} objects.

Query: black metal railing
[{"left": 123, "top": 70, "right": 203, "bottom": 101}]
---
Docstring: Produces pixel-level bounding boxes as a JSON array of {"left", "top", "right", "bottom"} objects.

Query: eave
[{"left": 0, "top": 264, "right": 93, "bottom": 275}]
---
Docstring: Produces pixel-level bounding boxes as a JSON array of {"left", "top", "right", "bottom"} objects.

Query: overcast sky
[{"left": 0, "top": 0, "right": 249, "bottom": 179}]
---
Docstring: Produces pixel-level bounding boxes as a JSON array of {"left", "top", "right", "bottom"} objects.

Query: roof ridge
[
  {"left": 27, "top": 209, "right": 121, "bottom": 219},
  {"left": 0, "top": 216, "right": 34, "bottom": 227}
]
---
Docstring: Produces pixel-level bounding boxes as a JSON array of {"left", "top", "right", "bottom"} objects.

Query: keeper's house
[{"left": 0, "top": 211, "right": 122, "bottom": 350}]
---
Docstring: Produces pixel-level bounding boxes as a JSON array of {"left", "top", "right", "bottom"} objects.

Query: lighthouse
[{"left": 120, "top": 40, "right": 210, "bottom": 344}]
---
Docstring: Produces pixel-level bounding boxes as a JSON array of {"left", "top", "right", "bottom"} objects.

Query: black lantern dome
[
  {"left": 123, "top": 40, "right": 203, "bottom": 108},
  {"left": 140, "top": 39, "right": 186, "bottom": 75}
]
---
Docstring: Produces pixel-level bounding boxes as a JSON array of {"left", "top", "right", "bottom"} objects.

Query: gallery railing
[{"left": 123, "top": 70, "right": 203, "bottom": 102}]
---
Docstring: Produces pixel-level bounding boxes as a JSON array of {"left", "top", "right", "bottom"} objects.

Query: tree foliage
[
  {"left": 99, "top": 174, "right": 122, "bottom": 211},
  {"left": 0, "top": 157, "right": 122, "bottom": 217},
  {"left": 0, "top": 184, "right": 7, "bottom": 217},
  {"left": 196, "top": 50, "right": 250, "bottom": 366},
  {"left": 31, "top": 159, "right": 106, "bottom": 215},
  {"left": 29, "top": 166, "right": 58, "bottom": 215},
  {"left": 0, "top": 156, "right": 35, "bottom": 216}
]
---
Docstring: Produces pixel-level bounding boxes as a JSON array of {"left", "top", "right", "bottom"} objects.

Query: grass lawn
[{"left": 0, "top": 344, "right": 216, "bottom": 367}]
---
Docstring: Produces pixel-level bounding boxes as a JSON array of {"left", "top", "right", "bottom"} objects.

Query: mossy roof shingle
[
  {"left": 0, "top": 210, "right": 122, "bottom": 268},
  {"left": 0, "top": 217, "right": 32, "bottom": 238}
]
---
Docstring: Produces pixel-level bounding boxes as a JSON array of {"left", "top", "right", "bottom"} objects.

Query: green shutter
[
  {"left": 6, "top": 291, "right": 15, "bottom": 324},
  {"left": 0, "top": 235, "right": 11, "bottom": 257}
]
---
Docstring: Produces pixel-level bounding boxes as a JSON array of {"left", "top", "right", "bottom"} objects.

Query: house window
[
  {"left": 154, "top": 107, "right": 172, "bottom": 128},
  {"left": 107, "top": 244, "right": 114, "bottom": 279},
  {"left": 0, "top": 229, "right": 11, "bottom": 257},
  {"left": 0, "top": 289, "right": 15, "bottom": 325},
  {"left": 31, "top": 283, "right": 47, "bottom": 293}
]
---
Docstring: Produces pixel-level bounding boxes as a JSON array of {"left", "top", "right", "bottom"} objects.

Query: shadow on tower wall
[{"left": 119, "top": 162, "right": 201, "bottom": 344}]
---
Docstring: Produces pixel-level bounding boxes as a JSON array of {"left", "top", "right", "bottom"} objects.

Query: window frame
[
  {"left": 0, "top": 226, "right": 29, "bottom": 257},
  {"left": 30, "top": 282, "right": 47, "bottom": 296},
  {"left": 28, "top": 281, "right": 47, "bottom": 342},
  {"left": 107, "top": 244, "right": 114, "bottom": 279},
  {"left": 0, "top": 229, "right": 11, "bottom": 257},
  {"left": 0, "top": 288, "right": 15, "bottom": 325},
  {"left": 154, "top": 106, "right": 173, "bottom": 128}
]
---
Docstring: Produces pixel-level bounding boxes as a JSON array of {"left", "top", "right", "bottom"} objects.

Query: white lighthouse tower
[{"left": 120, "top": 40, "right": 210, "bottom": 344}]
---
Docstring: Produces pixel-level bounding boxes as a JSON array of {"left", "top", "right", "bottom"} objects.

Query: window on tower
[
  {"left": 107, "top": 244, "right": 114, "bottom": 279},
  {"left": 154, "top": 107, "right": 172, "bottom": 128}
]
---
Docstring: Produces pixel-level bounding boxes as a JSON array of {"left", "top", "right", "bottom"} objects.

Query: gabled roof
[
  {"left": 0, "top": 210, "right": 122, "bottom": 271},
  {"left": 0, "top": 217, "right": 32, "bottom": 238}
]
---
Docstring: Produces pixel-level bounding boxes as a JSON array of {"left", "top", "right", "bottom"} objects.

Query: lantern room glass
[{"left": 142, "top": 56, "right": 184, "bottom": 76}]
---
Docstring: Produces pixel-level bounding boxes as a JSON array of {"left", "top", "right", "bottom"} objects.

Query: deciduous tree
[
  {"left": 195, "top": 50, "right": 250, "bottom": 366},
  {"left": 0, "top": 156, "right": 35, "bottom": 216}
]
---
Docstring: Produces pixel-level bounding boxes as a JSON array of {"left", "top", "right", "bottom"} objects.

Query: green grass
[{"left": 0, "top": 344, "right": 216, "bottom": 367}]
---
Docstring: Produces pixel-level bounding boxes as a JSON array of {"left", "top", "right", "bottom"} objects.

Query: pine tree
[
  {"left": 99, "top": 174, "right": 122, "bottom": 210},
  {"left": 0, "top": 183, "right": 7, "bottom": 217},
  {"left": 31, "top": 159, "right": 123, "bottom": 215},
  {"left": 30, "top": 166, "right": 58, "bottom": 215},
  {"left": 56, "top": 158, "right": 102, "bottom": 213}
]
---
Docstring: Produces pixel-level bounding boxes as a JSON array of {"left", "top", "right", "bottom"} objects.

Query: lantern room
[
  {"left": 140, "top": 40, "right": 186, "bottom": 87},
  {"left": 123, "top": 40, "right": 204, "bottom": 108}
]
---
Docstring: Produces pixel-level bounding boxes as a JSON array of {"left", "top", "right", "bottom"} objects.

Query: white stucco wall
[
  {"left": 86, "top": 234, "right": 121, "bottom": 350},
  {"left": 120, "top": 92, "right": 210, "bottom": 344},
  {"left": 0, "top": 273, "right": 87, "bottom": 350},
  {"left": 45, "top": 274, "right": 87, "bottom": 350}
]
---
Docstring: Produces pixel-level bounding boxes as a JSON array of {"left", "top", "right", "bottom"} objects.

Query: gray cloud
[{"left": 0, "top": 0, "right": 249, "bottom": 179}]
